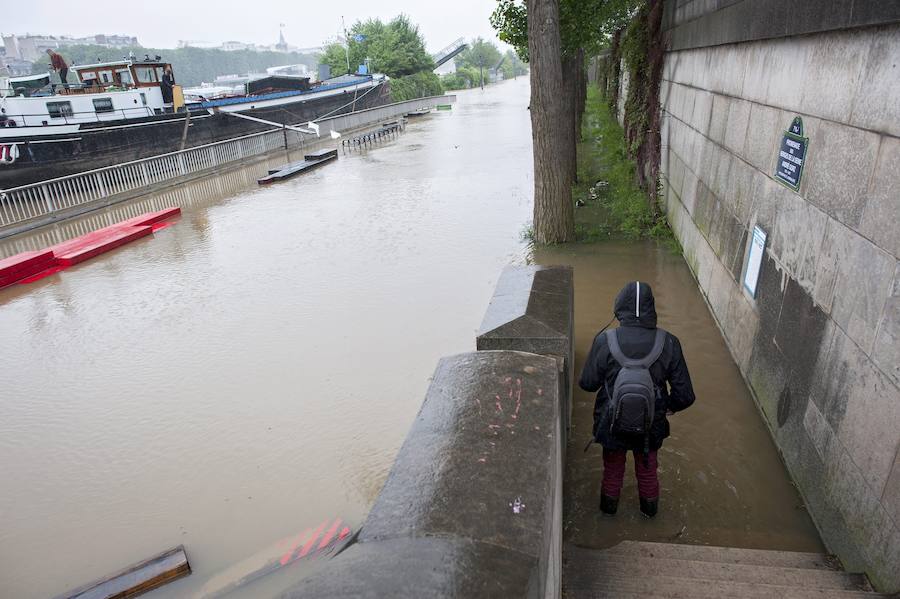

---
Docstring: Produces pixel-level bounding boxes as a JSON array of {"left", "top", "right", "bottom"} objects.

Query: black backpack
[{"left": 605, "top": 328, "right": 666, "bottom": 448}]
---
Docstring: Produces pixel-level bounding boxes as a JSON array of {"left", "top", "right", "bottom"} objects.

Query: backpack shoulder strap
[
  {"left": 606, "top": 329, "right": 634, "bottom": 367},
  {"left": 606, "top": 328, "right": 666, "bottom": 368}
]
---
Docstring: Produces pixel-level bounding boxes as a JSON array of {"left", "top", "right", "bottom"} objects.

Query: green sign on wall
[{"left": 774, "top": 117, "right": 809, "bottom": 191}]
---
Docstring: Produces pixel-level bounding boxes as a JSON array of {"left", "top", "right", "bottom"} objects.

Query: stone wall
[{"left": 653, "top": 0, "right": 900, "bottom": 590}]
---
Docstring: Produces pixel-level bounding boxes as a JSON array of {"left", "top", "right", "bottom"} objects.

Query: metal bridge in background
[{"left": 433, "top": 38, "right": 468, "bottom": 68}]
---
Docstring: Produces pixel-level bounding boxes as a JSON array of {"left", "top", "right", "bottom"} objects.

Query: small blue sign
[
  {"left": 353, "top": 34, "right": 366, "bottom": 42},
  {"left": 357, "top": 64, "right": 368, "bottom": 75},
  {"left": 774, "top": 116, "right": 809, "bottom": 192}
]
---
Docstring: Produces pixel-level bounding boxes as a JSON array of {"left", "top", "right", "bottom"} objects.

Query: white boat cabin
[{"left": 0, "top": 58, "right": 172, "bottom": 130}]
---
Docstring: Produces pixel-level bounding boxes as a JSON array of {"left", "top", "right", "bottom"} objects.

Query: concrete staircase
[{"left": 563, "top": 541, "right": 894, "bottom": 598}]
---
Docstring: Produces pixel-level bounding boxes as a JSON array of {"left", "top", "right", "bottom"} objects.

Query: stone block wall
[{"left": 655, "top": 0, "right": 900, "bottom": 590}]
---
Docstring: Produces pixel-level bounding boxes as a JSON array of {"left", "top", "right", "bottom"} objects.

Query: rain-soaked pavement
[{"left": 0, "top": 76, "right": 820, "bottom": 599}]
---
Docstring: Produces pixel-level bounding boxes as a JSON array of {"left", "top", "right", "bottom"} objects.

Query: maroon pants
[{"left": 601, "top": 448, "right": 659, "bottom": 499}]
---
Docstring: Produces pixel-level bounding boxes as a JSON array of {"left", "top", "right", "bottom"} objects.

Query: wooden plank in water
[
  {"left": 304, "top": 148, "right": 338, "bottom": 161},
  {"left": 56, "top": 545, "right": 190, "bottom": 599},
  {"left": 257, "top": 153, "right": 337, "bottom": 185}
]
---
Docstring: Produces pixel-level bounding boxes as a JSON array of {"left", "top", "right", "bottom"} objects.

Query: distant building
[
  {"left": 275, "top": 27, "right": 289, "bottom": 53},
  {"left": 220, "top": 41, "right": 251, "bottom": 52},
  {"left": 2, "top": 33, "right": 139, "bottom": 62}
]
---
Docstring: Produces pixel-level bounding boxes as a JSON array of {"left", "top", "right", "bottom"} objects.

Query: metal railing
[
  {"left": 0, "top": 127, "right": 286, "bottom": 228},
  {"left": 0, "top": 94, "right": 456, "bottom": 234}
]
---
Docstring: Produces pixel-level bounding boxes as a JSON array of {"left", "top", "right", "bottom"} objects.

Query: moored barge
[{"left": 0, "top": 58, "right": 391, "bottom": 189}]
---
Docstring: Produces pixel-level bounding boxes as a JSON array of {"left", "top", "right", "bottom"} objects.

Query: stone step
[
  {"left": 564, "top": 549, "right": 867, "bottom": 591},
  {"left": 605, "top": 540, "right": 839, "bottom": 571},
  {"left": 563, "top": 574, "right": 892, "bottom": 599}
]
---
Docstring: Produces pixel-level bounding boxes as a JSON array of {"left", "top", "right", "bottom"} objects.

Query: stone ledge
[
  {"left": 281, "top": 350, "right": 563, "bottom": 598},
  {"left": 476, "top": 265, "right": 574, "bottom": 433}
]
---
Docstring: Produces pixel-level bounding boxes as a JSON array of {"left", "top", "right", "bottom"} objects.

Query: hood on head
[{"left": 614, "top": 281, "right": 657, "bottom": 328}]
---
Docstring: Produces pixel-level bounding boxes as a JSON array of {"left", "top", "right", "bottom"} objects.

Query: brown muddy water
[
  {"left": 0, "top": 80, "right": 533, "bottom": 598},
  {"left": 0, "top": 77, "right": 820, "bottom": 599},
  {"left": 534, "top": 242, "right": 823, "bottom": 552}
]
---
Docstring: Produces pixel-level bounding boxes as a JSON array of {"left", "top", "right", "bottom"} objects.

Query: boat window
[
  {"left": 140, "top": 93, "right": 147, "bottom": 105},
  {"left": 99, "top": 70, "right": 114, "bottom": 84},
  {"left": 156, "top": 67, "right": 165, "bottom": 81},
  {"left": 93, "top": 98, "right": 114, "bottom": 113},
  {"left": 46, "top": 101, "right": 73, "bottom": 118},
  {"left": 117, "top": 69, "right": 133, "bottom": 85},
  {"left": 135, "top": 67, "right": 157, "bottom": 83}
]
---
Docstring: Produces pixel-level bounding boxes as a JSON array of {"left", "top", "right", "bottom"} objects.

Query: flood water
[
  {"left": 534, "top": 242, "right": 824, "bottom": 552},
  {"left": 1, "top": 76, "right": 820, "bottom": 599},
  {"left": 0, "top": 80, "right": 533, "bottom": 598}
]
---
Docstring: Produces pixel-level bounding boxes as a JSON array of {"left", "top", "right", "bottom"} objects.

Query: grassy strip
[{"left": 574, "top": 86, "right": 676, "bottom": 248}]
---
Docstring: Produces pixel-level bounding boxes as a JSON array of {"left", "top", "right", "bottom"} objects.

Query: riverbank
[{"left": 573, "top": 87, "right": 673, "bottom": 247}]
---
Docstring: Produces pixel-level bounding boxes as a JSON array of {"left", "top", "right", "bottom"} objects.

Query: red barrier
[
  {"left": 56, "top": 226, "right": 154, "bottom": 266},
  {"left": 116, "top": 207, "right": 182, "bottom": 228},
  {"left": 0, "top": 208, "right": 181, "bottom": 290},
  {"left": 0, "top": 250, "right": 56, "bottom": 287}
]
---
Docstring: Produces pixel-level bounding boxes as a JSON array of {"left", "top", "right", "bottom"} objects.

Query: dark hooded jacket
[{"left": 579, "top": 281, "right": 695, "bottom": 451}]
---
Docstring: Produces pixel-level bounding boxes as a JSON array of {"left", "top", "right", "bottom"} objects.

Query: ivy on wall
[{"left": 603, "top": 0, "right": 665, "bottom": 215}]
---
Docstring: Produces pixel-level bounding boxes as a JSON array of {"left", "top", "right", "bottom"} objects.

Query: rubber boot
[
  {"left": 639, "top": 497, "right": 658, "bottom": 518},
  {"left": 600, "top": 494, "right": 619, "bottom": 515}
]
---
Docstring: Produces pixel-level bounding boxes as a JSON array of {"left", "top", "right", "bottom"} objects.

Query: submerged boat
[{"left": 0, "top": 57, "right": 391, "bottom": 189}]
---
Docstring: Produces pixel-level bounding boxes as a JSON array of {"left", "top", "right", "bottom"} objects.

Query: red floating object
[
  {"left": 1, "top": 208, "right": 181, "bottom": 291},
  {"left": 56, "top": 226, "right": 154, "bottom": 266},
  {"left": 117, "top": 207, "right": 182, "bottom": 228},
  {"left": 0, "top": 249, "right": 56, "bottom": 280}
]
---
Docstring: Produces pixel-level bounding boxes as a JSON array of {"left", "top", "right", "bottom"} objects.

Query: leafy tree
[
  {"left": 320, "top": 43, "right": 351, "bottom": 75},
  {"left": 454, "top": 38, "right": 503, "bottom": 88},
  {"left": 499, "top": 49, "right": 528, "bottom": 79},
  {"left": 389, "top": 71, "right": 443, "bottom": 101},
  {"left": 320, "top": 15, "right": 434, "bottom": 78},
  {"left": 456, "top": 38, "right": 503, "bottom": 71}
]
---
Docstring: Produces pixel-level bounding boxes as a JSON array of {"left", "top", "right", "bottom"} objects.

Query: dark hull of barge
[{"left": 0, "top": 84, "right": 391, "bottom": 190}]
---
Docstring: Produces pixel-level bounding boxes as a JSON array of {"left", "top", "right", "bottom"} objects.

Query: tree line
[
  {"left": 318, "top": 15, "right": 443, "bottom": 101},
  {"left": 32, "top": 45, "right": 319, "bottom": 87},
  {"left": 441, "top": 39, "right": 528, "bottom": 90},
  {"left": 491, "top": 0, "right": 640, "bottom": 243}
]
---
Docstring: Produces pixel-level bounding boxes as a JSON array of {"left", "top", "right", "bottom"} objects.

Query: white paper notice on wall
[{"left": 743, "top": 225, "right": 767, "bottom": 298}]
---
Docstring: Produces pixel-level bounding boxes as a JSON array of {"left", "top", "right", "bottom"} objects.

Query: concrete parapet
[
  {"left": 664, "top": 0, "right": 900, "bottom": 51},
  {"left": 282, "top": 350, "right": 563, "bottom": 598},
  {"left": 476, "top": 265, "right": 574, "bottom": 433}
]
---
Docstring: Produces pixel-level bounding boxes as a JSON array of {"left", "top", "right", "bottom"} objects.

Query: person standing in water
[{"left": 579, "top": 281, "right": 695, "bottom": 518}]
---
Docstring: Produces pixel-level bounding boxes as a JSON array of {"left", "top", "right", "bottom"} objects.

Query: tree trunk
[
  {"left": 527, "top": 0, "right": 573, "bottom": 243},
  {"left": 561, "top": 52, "right": 579, "bottom": 185}
]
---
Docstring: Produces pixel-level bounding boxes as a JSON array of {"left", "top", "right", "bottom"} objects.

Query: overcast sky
[{"left": 6, "top": 0, "right": 506, "bottom": 52}]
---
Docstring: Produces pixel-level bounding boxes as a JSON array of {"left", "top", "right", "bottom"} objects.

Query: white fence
[{"left": 0, "top": 95, "right": 455, "bottom": 236}]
